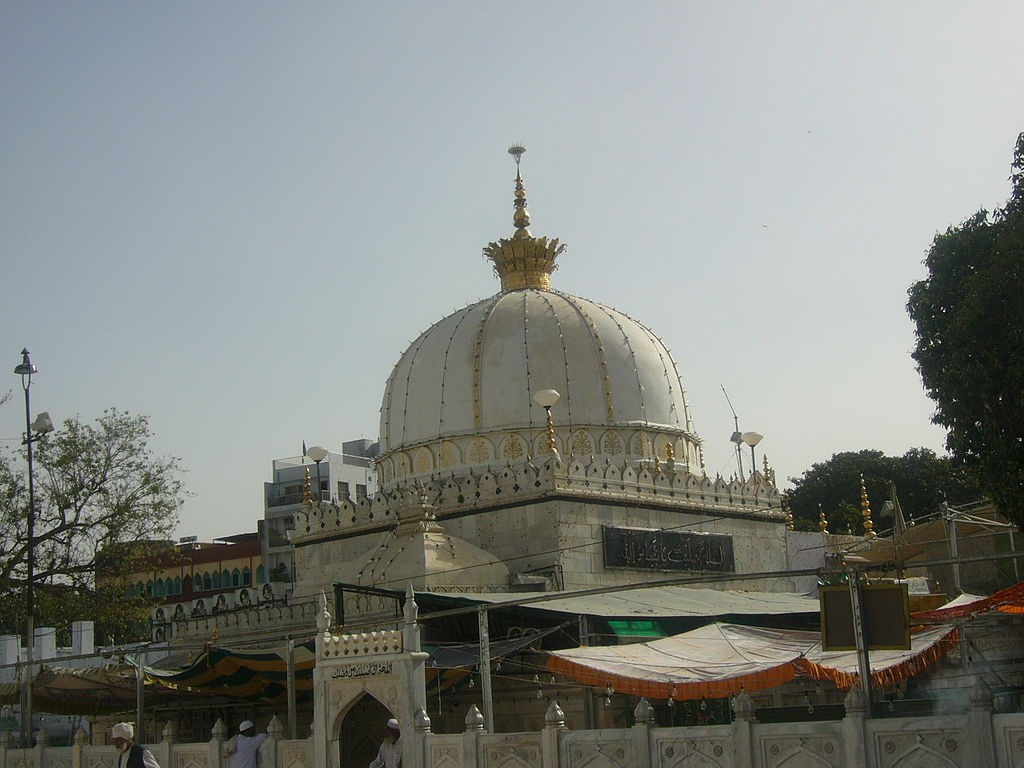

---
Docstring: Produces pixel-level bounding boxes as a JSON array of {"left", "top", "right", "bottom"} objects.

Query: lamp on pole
[
  {"left": 532, "top": 389, "right": 560, "bottom": 458},
  {"left": 740, "top": 431, "right": 763, "bottom": 479},
  {"left": 14, "top": 349, "right": 53, "bottom": 747},
  {"left": 305, "top": 446, "right": 329, "bottom": 502}
]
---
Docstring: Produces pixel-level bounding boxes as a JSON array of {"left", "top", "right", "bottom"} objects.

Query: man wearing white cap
[
  {"left": 368, "top": 718, "right": 401, "bottom": 768},
  {"left": 224, "top": 720, "right": 267, "bottom": 768},
  {"left": 110, "top": 722, "right": 160, "bottom": 768}
]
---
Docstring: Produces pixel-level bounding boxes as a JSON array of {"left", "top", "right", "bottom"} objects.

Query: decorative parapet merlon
[
  {"left": 320, "top": 629, "right": 403, "bottom": 660},
  {"left": 293, "top": 455, "right": 785, "bottom": 545}
]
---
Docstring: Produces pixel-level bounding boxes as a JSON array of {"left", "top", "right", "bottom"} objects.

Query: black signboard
[
  {"left": 602, "top": 526, "right": 735, "bottom": 573},
  {"left": 820, "top": 583, "right": 910, "bottom": 650}
]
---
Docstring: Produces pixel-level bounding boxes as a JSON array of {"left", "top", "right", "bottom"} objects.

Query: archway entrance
[{"left": 340, "top": 694, "right": 392, "bottom": 767}]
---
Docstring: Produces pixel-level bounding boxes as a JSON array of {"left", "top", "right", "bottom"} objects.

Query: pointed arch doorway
[{"left": 340, "top": 693, "right": 393, "bottom": 767}]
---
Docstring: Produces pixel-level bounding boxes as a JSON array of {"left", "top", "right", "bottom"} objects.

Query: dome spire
[
  {"left": 509, "top": 145, "right": 531, "bottom": 238},
  {"left": 484, "top": 145, "right": 566, "bottom": 292}
]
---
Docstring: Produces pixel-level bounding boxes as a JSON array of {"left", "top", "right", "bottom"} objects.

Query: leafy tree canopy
[
  {"left": 907, "top": 132, "right": 1024, "bottom": 527},
  {"left": 786, "top": 448, "right": 983, "bottom": 534},
  {"left": 0, "top": 409, "right": 185, "bottom": 643}
]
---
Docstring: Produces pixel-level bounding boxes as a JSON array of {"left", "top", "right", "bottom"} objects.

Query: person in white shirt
[
  {"left": 111, "top": 722, "right": 160, "bottom": 768},
  {"left": 368, "top": 718, "right": 402, "bottom": 768},
  {"left": 224, "top": 720, "right": 267, "bottom": 768}
]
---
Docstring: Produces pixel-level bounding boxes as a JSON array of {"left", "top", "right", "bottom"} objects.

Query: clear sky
[{"left": 2, "top": 3, "right": 1022, "bottom": 542}]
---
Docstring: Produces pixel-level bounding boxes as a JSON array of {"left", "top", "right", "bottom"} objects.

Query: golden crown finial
[
  {"left": 484, "top": 145, "right": 566, "bottom": 292},
  {"left": 782, "top": 493, "right": 794, "bottom": 531},
  {"left": 303, "top": 467, "right": 313, "bottom": 506},
  {"left": 818, "top": 503, "right": 829, "bottom": 534},
  {"left": 860, "top": 474, "right": 876, "bottom": 538}
]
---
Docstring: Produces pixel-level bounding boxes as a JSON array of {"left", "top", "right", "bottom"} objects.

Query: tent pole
[
  {"left": 478, "top": 607, "right": 494, "bottom": 733},
  {"left": 578, "top": 614, "right": 594, "bottom": 729},
  {"left": 135, "top": 653, "right": 145, "bottom": 742},
  {"left": 286, "top": 638, "right": 296, "bottom": 739},
  {"left": 847, "top": 571, "right": 873, "bottom": 715}
]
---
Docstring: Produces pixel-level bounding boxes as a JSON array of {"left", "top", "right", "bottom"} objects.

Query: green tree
[
  {"left": 907, "top": 132, "right": 1024, "bottom": 527},
  {"left": 0, "top": 409, "right": 185, "bottom": 643},
  {"left": 786, "top": 448, "right": 983, "bottom": 533}
]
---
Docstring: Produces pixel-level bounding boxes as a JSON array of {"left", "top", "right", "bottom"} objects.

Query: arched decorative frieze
[
  {"left": 468, "top": 437, "right": 493, "bottom": 464},
  {"left": 395, "top": 452, "right": 411, "bottom": 479},
  {"left": 532, "top": 432, "right": 562, "bottom": 457},
  {"left": 438, "top": 440, "right": 459, "bottom": 469},
  {"left": 652, "top": 433, "right": 674, "bottom": 461},
  {"left": 413, "top": 446, "right": 434, "bottom": 476},
  {"left": 380, "top": 457, "right": 394, "bottom": 485},
  {"left": 601, "top": 430, "right": 624, "bottom": 456},
  {"left": 630, "top": 431, "right": 649, "bottom": 458},
  {"left": 570, "top": 429, "right": 595, "bottom": 458},
  {"left": 499, "top": 433, "right": 527, "bottom": 462}
]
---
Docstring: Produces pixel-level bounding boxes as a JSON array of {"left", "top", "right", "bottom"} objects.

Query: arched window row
[{"left": 126, "top": 564, "right": 260, "bottom": 598}]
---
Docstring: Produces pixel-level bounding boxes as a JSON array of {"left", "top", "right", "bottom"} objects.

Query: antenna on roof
[{"left": 721, "top": 384, "right": 744, "bottom": 478}]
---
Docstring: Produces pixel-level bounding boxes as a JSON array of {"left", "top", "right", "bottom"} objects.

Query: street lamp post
[{"left": 13, "top": 348, "right": 52, "bottom": 748}]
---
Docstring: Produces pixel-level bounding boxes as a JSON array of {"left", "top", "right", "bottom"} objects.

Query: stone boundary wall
[{"left": 2, "top": 692, "right": 1020, "bottom": 768}]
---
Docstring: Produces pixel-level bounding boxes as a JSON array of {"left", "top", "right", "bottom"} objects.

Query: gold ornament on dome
[{"left": 483, "top": 145, "right": 566, "bottom": 292}]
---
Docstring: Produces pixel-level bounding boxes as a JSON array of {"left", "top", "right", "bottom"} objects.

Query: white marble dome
[
  {"left": 374, "top": 156, "right": 703, "bottom": 488},
  {"left": 381, "top": 289, "right": 695, "bottom": 445}
]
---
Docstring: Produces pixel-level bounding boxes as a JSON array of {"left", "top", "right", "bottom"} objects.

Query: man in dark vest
[{"left": 111, "top": 722, "right": 160, "bottom": 768}]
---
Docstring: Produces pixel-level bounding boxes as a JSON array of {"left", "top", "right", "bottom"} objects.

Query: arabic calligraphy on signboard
[{"left": 602, "top": 526, "right": 735, "bottom": 573}]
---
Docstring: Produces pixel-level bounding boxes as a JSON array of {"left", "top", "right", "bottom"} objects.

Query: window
[
  {"left": 242, "top": 567, "right": 251, "bottom": 586},
  {"left": 338, "top": 481, "right": 350, "bottom": 499},
  {"left": 232, "top": 568, "right": 241, "bottom": 587}
]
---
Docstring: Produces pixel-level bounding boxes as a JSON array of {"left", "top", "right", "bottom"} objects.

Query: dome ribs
[
  {"left": 590, "top": 301, "right": 649, "bottom": 426},
  {"left": 438, "top": 303, "right": 479, "bottom": 444},
  {"left": 555, "top": 290, "right": 615, "bottom": 423},
  {"left": 470, "top": 294, "right": 503, "bottom": 429},
  {"left": 537, "top": 291, "right": 575, "bottom": 425}
]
